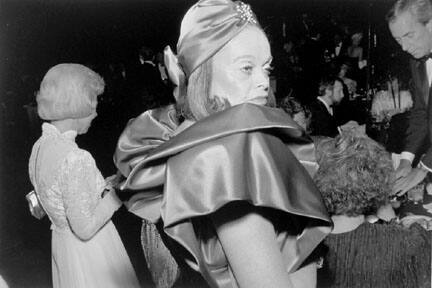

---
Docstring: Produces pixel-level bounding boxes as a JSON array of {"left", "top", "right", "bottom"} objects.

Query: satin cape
[{"left": 114, "top": 103, "right": 332, "bottom": 288}]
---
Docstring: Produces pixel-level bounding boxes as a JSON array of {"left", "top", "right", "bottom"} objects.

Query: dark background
[
  {"left": 0, "top": 0, "right": 411, "bottom": 287},
  {"left": 0, "top": 0, "right": 404, "bottom": 89}
]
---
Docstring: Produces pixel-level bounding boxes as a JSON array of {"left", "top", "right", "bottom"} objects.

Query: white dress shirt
[
  {"left": 317, "top": 96, "right": 341, "bottom": 135},
  {"left": 317, "top": 96, "right": 333, "bottom": 115}
]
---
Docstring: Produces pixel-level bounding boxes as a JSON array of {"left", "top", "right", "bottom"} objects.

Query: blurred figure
[
  {"left": 329, "top": 33, "right": 347, "bottom": 61},
  {"left": 337, "top": 62, "right": 357, "bottom": 98},
  {"left": 279, "top": 94, "right": 311, "bottom": 132},
  {"left": 370, "top": 76, "right": 413, "bottom": 161},
  {"left": 345, "top": 32, "right": 367, "bottom": 88},
  {"left": 274, "top": 39, "right": 302, "bottom": 99},
  {"left": 346, "top": 33, "right": 365, "bottom": 68},
  {"left": 309, "top": 76, "right": 345, "bottom": 137}
]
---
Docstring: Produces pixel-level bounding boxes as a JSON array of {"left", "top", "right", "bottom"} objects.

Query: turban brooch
[{"left": 164, "top": 0, "right": 259, "bottom": 101}]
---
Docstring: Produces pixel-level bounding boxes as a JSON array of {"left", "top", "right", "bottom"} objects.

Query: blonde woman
[{"left": 29, "top": 64, "right": 139, "bottom": 288}]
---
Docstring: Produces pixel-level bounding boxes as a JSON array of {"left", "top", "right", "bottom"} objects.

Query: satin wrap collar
[{"left": 114, "top": 103, "right": 332, "bottom": 287}]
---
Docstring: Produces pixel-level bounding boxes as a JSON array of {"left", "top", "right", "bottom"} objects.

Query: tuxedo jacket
[
  {"left": 309, "top": 99, "right": 339, "bottom": 138},
  {"left": 407, "top": 59, "right": 432, "bottom": 168}
]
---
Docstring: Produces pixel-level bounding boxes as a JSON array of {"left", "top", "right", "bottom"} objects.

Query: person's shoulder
[
  {"left": 309, "top": 99, "right": 325, "bottom": 110},
  {"left": 121, "top": 104, "right": 178, "bottom": 140},
  {"left": 63, "top": 147, "right": 94, "bottom": 168}
]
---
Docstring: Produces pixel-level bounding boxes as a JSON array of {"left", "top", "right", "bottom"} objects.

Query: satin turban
[
  {"left": 164, "top": 0, "right": 260, "bottom": 101},
  {"left": 177, "top": 0, "right": 259, "bottom": 77}
]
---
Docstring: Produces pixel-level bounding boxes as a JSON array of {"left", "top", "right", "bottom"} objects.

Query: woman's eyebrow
[{"left": 232, "top": 55, "right": 255, "bottom": 62}]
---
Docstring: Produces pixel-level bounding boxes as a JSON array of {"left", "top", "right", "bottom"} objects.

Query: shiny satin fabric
[
  {"left": 114, "top": 105, "right": 179, "bottom": 222},
  {"left": 114, "top": 103, "right": 332, "bottom": 287},
  {"left": 177, "top": 0, "right": 259, "bottom": 77}
]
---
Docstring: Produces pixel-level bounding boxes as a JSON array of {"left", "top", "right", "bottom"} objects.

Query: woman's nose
[
  {"left": 256, "top": 70, "right": 269, "bottom": 91},
  {"left": 401, "top": 40, "right": 409, "bottom": 52}
]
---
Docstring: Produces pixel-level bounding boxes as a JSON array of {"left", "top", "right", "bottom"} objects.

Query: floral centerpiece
[
  {"left": 370, "top": 79, "right": 413, "bottom": 123},
  {"left": 368, "top": 78, "right": 413, "bottom": 145}
]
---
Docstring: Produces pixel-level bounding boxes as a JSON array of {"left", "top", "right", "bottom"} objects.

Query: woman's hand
[
  {"left": 395, "top": 159, "right": 412, "bottom": 180},
  {"left": 400, "top": 214, "right": 432, "bottom": 230},
  {"left": 101, "top": 186, "right": 115, "bottom": 198},
  {"left": 105, "top": 174, "right": 120, "bottom": 188},
  {"left": 393, "top": 167, "right": 428, "bottom": 196}
]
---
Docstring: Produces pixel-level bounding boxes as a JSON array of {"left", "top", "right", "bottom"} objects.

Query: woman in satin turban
[{"left": 114, "top": 1, "right": 332, "bottom": 287}]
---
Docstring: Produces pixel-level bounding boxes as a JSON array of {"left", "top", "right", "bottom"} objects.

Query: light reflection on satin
[{"left": 114, "top": 103, "right": 332, "bottom": 288}]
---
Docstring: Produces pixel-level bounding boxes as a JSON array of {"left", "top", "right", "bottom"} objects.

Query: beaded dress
[{"left": 29, "top": 123, "right": 140, "bottom": 288}]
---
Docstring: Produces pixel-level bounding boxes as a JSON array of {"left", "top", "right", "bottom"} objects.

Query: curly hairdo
[
  {"left": 314, "top": 133, "right": 393, "bottom": 216},
  {"left": 37, "top": 63, "right": 104, "bottom": 120},
  {"left": 278, "top": 96, "right": 310, "bottom": 118}
]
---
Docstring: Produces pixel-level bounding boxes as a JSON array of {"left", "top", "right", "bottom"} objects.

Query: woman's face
[
  {"left": 210, "top": 26, "right": 272, "bottom": 106},
  {"left": 338, "top": 64, "right": 348, "bottom": 78}
]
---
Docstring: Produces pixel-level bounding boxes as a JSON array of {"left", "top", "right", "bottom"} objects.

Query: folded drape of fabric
[{"left": 114, "top": 103, "right": 332, "bottom": 287}]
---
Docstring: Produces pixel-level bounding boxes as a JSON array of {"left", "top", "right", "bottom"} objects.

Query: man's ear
[{"left": 325, "top": 87, "right": 332, "bottom": 98}]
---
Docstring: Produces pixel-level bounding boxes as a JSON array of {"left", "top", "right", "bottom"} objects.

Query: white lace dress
[{"left": 29, "top": 123, "right": 140, "bottom": 288}]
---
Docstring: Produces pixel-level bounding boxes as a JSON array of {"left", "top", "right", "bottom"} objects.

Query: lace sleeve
[{"left": 59, "top": 149, "right": 121, "bottom": 240}]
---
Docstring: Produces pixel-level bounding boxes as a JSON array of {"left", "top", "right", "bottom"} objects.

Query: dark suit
[
  {"left": 309, "top": 99, "right": 339, "bottom": 138},
  {"left": 298, "top": 38, "right": 325, "bottom": 104},
  {"left": 328, "top": 41, "right": 347, "bottom": 62},
  {"left": 405, "top": 59, "right": 432, "bottom": 167}
]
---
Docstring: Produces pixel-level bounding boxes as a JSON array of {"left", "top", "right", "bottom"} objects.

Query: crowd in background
[
  {"left": 1, "top": 6, "right": 412, "bottom": 154},
  {"left": 2, "top": 1, "right": 430, "bottom": 287}
]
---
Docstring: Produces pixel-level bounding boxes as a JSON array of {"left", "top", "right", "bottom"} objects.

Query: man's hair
[
  {"left": 314, "top": 133, "right": 393, "bottom": 216},
  {"left": 318, "top": 76, "right": 343, "bottom": 97},
  {"left": 386, "top": 0, "right": 432, "bottom": 25},
  {"left": 278, "top": 95, "right": 310, "bottom": 118},
  {"left": 37, "top": 63, "right": 104, "bottom": 120}
]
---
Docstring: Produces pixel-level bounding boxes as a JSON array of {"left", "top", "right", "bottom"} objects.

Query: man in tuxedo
[
  {"left": 388, "top": 0, "right": 432, "bottom": 195},
  {"left": 309, "top": 76, "right": 345, "bottom": 137},
  {"left": 329, "top": 33, "right": 347, "bottom": 61}
]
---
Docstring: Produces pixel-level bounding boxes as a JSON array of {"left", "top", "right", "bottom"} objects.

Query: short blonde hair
[{"left": 37, "top": 63, "right": 105, "bottom": 120}]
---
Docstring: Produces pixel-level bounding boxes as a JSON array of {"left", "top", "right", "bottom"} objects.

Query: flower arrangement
[{"left": 370, "top": 79, "right": 413, "bottom": 123}]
